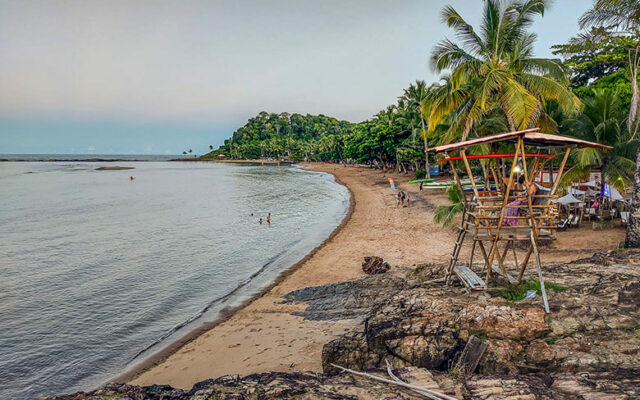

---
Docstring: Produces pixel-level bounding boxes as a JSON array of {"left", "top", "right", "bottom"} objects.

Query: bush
[
  {"left": 496, "top": 279, "right": 569, "bottom": 301},
  {"left": 415, "top": 169, "right": 426, "bottom": 179}
]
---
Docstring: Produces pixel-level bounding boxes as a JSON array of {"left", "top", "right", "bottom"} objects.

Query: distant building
[{"left": 217, "top": 154, "right": 226, "bottom": 159}]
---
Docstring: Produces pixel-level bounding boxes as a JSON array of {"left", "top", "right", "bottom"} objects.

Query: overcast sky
[{"left": 0, "top": 0, "right": 592, "bottom": 154}]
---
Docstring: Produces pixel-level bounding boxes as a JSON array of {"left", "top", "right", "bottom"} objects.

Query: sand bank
[{"left": 127, "top": 163, "right": 624, "bottom": 389}]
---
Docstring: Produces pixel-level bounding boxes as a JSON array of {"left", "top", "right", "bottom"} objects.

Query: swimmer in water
[
  {"left": 259, "top": 218, "right": 263, "bottom": 224},
  {"left": 130, "top": 176, "right": 135, "bottom": 181}
]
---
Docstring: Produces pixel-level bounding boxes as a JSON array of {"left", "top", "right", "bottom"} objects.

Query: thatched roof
[{"left": 430, "top": 128, "right": 612, "bottom": 153}]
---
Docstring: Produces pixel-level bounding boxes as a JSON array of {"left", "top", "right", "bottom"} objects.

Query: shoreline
[
  {"left": 112, "top": 163, "right": 355, "bottom": 384},
  {"left": 122, "top": 163, "right": 626, "bottom": 390}
]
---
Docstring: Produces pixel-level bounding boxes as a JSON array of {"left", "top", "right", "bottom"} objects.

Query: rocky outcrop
[
  {"left": 322, "top": 251, "right": 640, "bottom": 378},
  {"left": 44, "top": 369, "right": 640, "bottom": 399},
  {"left": 278, "top": 273, "right": 406, "bottom": 321}
]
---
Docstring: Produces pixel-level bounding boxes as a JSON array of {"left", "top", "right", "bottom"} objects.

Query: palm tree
[
  {"left": 429, "top": 0, "right": 582, "bottom": 141},
  {"left": 579, "top": 0, "right": 640, "bottom": 247},
  {"left": 434, "top": 183, "right": 464, "bottom": 226},
  {"left": 402, "top": 80, "right": 432, "bottom": 176},
  {"left": 561, "top": 88, "right": 638, "bottom": 191}
]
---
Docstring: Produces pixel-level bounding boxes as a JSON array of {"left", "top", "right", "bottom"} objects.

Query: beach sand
[{"left": 128, "top": 163, "right": 625, "bottom": 389}]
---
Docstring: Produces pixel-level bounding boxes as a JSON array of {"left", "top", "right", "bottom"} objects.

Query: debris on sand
[{"left": 362, "top": 256, "right": 390, "bottom": 274}]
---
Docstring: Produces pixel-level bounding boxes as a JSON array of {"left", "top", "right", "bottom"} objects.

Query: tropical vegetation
[{"left": 199, "top": 0, "right": 640, "bottom": 246}]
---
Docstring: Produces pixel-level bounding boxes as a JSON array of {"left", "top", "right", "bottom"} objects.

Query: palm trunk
[
  {"left": 625, "top": 48, "right": 640, "bottom": 248},
  {"left": 420, "top": 111, "right": 431, "bottom": 179},
  {"left": 626, "top": 148, "right": 640, "bottom": 247}
]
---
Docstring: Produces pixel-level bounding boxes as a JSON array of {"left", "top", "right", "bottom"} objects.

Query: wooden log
[{"left": 456, "top": 335, "right": 488, "bottom": 376}]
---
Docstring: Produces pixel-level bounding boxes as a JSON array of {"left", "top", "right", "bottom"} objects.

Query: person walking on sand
[
  {"left": 405, "top": 192, "right": 411, "bottom": 208},
  {"left": 396, "top": 191, "right": 403, "bottom": 208},
  {"left": 267, "top": 213, "right": 271, "bottom": 224}
]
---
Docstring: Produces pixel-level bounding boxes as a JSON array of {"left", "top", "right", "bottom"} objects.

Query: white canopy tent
[{"left": 554, "top": 193, "right": 584, "bottom": 206}]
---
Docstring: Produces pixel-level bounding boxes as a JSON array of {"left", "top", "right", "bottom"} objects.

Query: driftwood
[
  {"left": 330, "top": 363, "right": 459, "bottom": 400},
  {"left": 455, "top": 335, "right": 488, "bottom": 376},
  {"left": 385, "top": 360, "right": 442, "bottom": 400}
]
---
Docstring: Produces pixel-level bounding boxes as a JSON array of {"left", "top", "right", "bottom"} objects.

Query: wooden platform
[{"left": 454, "top": 266, "right": 487, "bottom": 291}]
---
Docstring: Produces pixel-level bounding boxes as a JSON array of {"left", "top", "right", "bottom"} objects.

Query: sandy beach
[{"left": 128, "top": 162, "right": 625, "bottom": 389}]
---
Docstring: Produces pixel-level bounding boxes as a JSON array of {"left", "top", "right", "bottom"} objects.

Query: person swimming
[
  {"left": 259, "top": 218, "right": 263, "bottom": 224},
  {"left": 130, "top": 176, "right": 135, "bottom": 181}
]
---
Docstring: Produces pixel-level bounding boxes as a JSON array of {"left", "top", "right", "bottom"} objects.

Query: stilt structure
[{"left": 430, "top": 129, "right": 611, "bottom": 312}]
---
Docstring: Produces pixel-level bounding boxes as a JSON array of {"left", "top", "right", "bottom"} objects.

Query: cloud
[
  {"left": 143, "top": 145, "right": 152, "bottom": 153},
  {"left": 87, "top": 145, "right": 95, "bottom": 152}
]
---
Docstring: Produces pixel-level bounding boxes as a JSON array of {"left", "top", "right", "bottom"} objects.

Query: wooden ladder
[{"left": 445, "top": 227, "right": 466, "bottom": 284}]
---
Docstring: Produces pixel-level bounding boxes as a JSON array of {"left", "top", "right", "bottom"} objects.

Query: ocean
[{"left": 0, "top": 160, "right": 349, "bottom": 399}]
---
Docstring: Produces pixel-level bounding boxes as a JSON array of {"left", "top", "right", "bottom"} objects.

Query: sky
[{"left": 0, "top": 0, "right": 593, "bottom": 155}]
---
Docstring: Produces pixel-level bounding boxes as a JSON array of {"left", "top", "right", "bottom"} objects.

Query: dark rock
[
  {"left": 279, "top": 273, "right": 406, "bottom": 321},
  {"left": 362, "top": 256, "right": 390, "bottom": 274}
]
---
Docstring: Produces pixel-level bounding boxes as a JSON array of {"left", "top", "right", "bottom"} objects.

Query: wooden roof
[{"left": 430, "top": 128, "right": 613, "bottom": 153}]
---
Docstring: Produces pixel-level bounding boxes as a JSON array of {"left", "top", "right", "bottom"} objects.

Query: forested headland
[{"left": 202, "top": 0, "right": 640, "bottom": 192}]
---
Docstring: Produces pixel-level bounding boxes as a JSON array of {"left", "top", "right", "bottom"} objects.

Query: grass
[
  {"left": 544, "top": 335, "right": 559, "bottom": 345},
  {"left": 496, "top": 279, "right": 569, "bottom": 302}
]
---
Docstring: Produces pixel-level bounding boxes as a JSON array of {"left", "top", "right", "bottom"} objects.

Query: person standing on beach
[
  {"left": 396, "top": 191, "right": 403, "bottom": 208},
  {"left": 405, "top": 193, "right": 411, "bottom": 208},
  {"left": 267, "top": 213, "right": 271, "bottom": 224}
]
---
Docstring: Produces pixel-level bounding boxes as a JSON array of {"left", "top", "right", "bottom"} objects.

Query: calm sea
[{"left": 0, "top": 160, "right": 349, "bottom": 399}]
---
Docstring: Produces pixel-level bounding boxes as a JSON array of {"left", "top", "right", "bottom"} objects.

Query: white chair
[
  {"left": 621, "top": 212, "right": 630, "bottom": 225},
  {"left": 570, "top": 214, "right": 580, "bottom": 227}
]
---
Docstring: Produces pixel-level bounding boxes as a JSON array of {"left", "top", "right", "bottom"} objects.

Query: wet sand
[{"left": 128, "top": 163, "right": 625, "bottom": 389}]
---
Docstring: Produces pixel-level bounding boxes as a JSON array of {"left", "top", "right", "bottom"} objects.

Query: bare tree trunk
[
  {"left": 626, "top": 148, "right": 640, "bottom": 247},
  {"left": 420, "top": 111, "right": 431, "bottom": 179},
  {"left": 628, "top": 47, "right": 640, "bottom": 134},
  {"left": 626, "top": 47, "right": 640, "bottom": 247}
]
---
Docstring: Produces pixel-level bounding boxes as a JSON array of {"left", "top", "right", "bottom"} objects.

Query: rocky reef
[{"left": 44, "top": 250, "right": 640, "bottom": 399}]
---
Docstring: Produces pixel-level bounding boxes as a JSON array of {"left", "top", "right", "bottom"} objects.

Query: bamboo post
[
  {"left": 530, "top": 230, "right": 550, "bottom": 313},
  {"left": 485, "top": 139, "right": 522, "bottom": 284},
  {"left": 460, "top": 150, "right": 481, "bottom": 203}
]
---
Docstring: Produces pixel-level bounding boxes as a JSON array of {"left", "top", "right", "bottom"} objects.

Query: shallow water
[{"left": 0, "top": 161, "right": 349, "bottom": 399}]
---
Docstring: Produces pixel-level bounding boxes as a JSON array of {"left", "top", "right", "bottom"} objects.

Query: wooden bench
[{"left": 454, "top": 266, "right": 487, "bottom": 291}]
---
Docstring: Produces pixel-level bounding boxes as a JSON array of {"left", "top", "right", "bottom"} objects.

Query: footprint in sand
[{"left": 256, "top": 348, "right": 271, "bottom": 355}]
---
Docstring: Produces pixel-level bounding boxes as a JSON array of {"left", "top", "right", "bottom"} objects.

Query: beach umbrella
[
  {"left": 579, "top": 180, "right": 600, "bottom": 188},
  {"left": 568, "top": 187, "right": 586, "bottom": 196},
  {"left": 603, "top": 184, "right": 624, "bottom": 201},
  {"left": 553, "top": 193, "right": 583, "bottom": 205}
]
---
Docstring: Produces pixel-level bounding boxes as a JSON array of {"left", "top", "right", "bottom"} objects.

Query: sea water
[{"left": 0, "top": 161, "right": 349, "bottom": 399}]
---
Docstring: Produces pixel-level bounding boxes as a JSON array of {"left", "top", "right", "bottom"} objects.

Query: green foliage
[
  {"left": 560, "top": 87, "right": 639, "bottom": 191},
  {"left": 415, "top": 169, "right": 426, "bottom": 180},
  {"left": 434, "top": 184, "right": 464, "bottom": 227},
  {"left": 428, "top": 0, "right": 581, "bottom": 142},
  {"left": 202, "top": 112, "right": 354, "bottom": 161},
  {"left": 552, "top": 28, "right": 639, "bottom": 88},
  {"left": 497, "top": 279, "right": 569, "bottom": 302}
]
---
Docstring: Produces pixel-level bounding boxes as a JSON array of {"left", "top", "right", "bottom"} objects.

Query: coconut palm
[
  {"left": 429, "top": 0, "right": 582, "bottom": 141},
  {"left": 402, "top": 80, "right": 433, "bottom": 176},
  {"left": 434, "top": 183, "right": 464, "bottom": 227},
  {"left": 579, "top": 0, "right": 640, "bottom": 247},
  {"left": 560, "top": 88, "right": 638, "bottom": 191}
]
